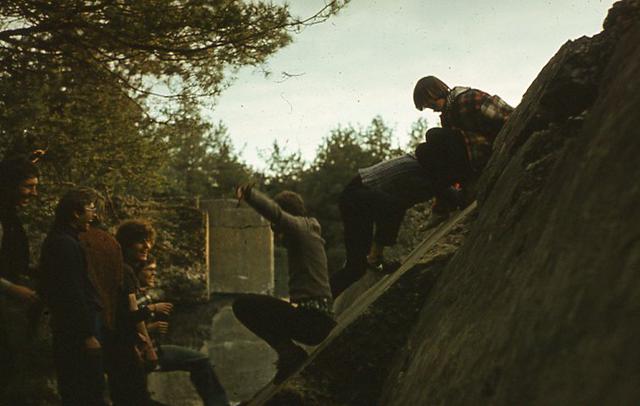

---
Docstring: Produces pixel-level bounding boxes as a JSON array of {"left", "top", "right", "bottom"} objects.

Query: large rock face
[
  {"left": 256, "top": 2, "right": 640, "bottom": 405},
  {"left": 381, "top": 3, "right": 640, "bottom": 406}
]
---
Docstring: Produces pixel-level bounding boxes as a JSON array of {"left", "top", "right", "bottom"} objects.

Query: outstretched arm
[{"left": 236, "top": 184, "right": 299, "bottom": 232}]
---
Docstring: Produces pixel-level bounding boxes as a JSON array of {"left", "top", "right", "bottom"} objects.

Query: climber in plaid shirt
[{"left": 412, "top": 76, "right": 514, "bottom": 226}]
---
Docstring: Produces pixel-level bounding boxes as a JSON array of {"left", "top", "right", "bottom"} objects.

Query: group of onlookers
[{"left": 0, "top": 156, "right": 229, "bottom": 405}]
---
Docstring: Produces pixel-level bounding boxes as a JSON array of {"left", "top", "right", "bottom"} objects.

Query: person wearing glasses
[
  {"left": 135, "top": 255, "right": 230, "bottom": 406},
  {"left": 39, "top": 188, "right": 107, "bottom": 405}
]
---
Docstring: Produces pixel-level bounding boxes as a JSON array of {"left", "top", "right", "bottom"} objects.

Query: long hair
[
  {"left": 413, "top": 76, "right": 450, "bottom": 110},
  {"left": 115, "top": 219, "right": 156, "bottom": 252}
]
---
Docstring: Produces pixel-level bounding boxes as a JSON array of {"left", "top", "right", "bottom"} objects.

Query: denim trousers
[
  {"left": 157, "top": 344, "right": 229, "bottom": 406},
  {"left": 232, "top": 294, "right": 336, "bottom": 356}
]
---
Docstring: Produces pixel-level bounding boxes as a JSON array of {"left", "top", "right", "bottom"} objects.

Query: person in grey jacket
[
  {"left": 330, "top": 153, "right": 436, "bottom": 298},
  {"left": 232, "top": 185, "right": 336, "bottom": 384}
]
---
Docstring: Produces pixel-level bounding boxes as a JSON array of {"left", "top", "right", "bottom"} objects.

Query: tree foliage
[
  {"left": 0, "top": 0, "right": 348, "bottom": 196},
  {"left": 159, "top": 99, "right": 252, "bottom": 198},
  {"left": 0, "top": 0, "right": 347, "bottom": 102},
  {"left": 259, "top": 140, "right": 306, "bottom": 194},
  {"left": 406, "top": 117, "right": 429, "bottom": 151},
  {"left": 0, "top": 58, "right": 165, "bottom": 195}
]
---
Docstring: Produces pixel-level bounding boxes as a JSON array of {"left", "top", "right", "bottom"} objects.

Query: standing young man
[
  {"left": 39, "top": 188, "right": 106, "bottom": 406},
  {"left": 0, "top": 155, "right": 41, "bottom": 394},
  {"left": 109, "top": 219, "right": 161, "bottom": 406},
  {"left": 0, "top": 156, "right": 40, "bottom": 302}
]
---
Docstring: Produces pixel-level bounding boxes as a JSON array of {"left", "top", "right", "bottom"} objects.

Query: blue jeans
[{"left": 157, "top": 345, "right": 229, "bottom": 406}]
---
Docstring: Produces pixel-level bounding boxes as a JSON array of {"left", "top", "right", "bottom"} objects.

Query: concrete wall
[{"left": 201, "top": 199, "right": 274, "bottom": 294}]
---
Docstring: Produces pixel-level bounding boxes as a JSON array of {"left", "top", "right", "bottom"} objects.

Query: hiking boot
[
  {"left": 274, "top": 345, "right": 308, "bottom": 384},
  {"left": 424, "top": 210, "right": 450, "bottom": 230},
  {"left": 367, "top": 260, "right": 401, "bottom": 275}
]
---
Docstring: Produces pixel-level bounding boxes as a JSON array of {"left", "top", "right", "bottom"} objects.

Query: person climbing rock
[
  {"left": 330, "top": 152, "right": 435, "bottom": 298},
  {"left": 233, "top": 185, "right": 336, "bottom": 384},
  {"left": 413, "top": 75, "right": 514, "bottom": 227}
]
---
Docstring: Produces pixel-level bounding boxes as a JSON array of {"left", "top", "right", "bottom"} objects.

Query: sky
[{"left": 208, "top": 0, "right": 616, "bottom": 170}]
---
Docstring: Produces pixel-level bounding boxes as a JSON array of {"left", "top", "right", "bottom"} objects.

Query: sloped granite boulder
[{"left": 382, "top": 2, "right": 640, "bottom": 405}]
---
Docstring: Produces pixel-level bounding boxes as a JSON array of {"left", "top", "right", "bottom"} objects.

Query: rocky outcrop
[
  {"left": 382, "top": 2, "right": 640, "bottom": 405},
  {"left": 251, "top": 206, "right": 476, "bottom": 406},
  {"left": 257, "top": 1, "right": 640, "bottom": 404}
]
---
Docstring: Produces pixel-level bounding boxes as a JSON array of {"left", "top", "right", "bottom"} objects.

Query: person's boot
[
  {"left": 424, "top": 188, "right": 461, "bottom": 230},
  {"left": 424, "top": 209, "right": 450, "bottom": 230},
  {"left": 367, "top": 259, "right": 401, "bottom": 275},
  {"left": 274, "top": 344, "right": 308, "bottom": 384},
  {"left": 330, "top": 262, "right": 366, "bottom": 298}
]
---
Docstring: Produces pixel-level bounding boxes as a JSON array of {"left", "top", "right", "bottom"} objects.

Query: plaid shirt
[{"left": 440, "top": 87, "right": 514, "bottom": 170}]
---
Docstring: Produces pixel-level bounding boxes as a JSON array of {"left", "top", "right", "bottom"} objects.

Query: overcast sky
[{"left": 209, "top": 0, "right": 615, "bottom": 170}]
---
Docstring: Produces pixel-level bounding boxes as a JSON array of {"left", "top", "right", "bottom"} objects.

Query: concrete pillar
[{"left": 201, "top": 199, "right": 274, "bottom": 294}]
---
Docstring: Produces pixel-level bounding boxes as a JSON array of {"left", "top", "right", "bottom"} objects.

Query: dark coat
[{"left": 40, "top": 224, "right": 102, "bottom": 341}]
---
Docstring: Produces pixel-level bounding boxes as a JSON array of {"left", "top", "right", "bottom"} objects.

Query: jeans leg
[
  {"left": 158, "top": 345, "right": 229, "bottom": 406},
  {"left": 331, "top": 179, "right": 375, "bottom": 297},
  {"left": 339, "top": 178, "right": 374, "bottom": 271},
  {"left": 417, "top": 128, "right": 473, "bottom": 193},
  {"left": 232, "top": 294, "right": 299, "bottom": 355},
  {"left": 373, "top": 207, "right": 407, "bottom": 247},
  {"left": 190, "top": 358, "right": 228, "bottom": 406},
  {"left": 290, "top": 309, "right": 337, "bottom": 346},
  {"left": 106, "top": 343, "right": 150, "bottom": 406},
  {"left": 0, "top": 311, "right": 15, "bottom": 394}
]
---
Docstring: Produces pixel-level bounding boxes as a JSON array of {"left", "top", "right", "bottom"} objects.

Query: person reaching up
[
  {"left": 413, "top": 75, "right": 514, "bottom": 226},
  {"left": 233, "top": 185, "right": 336, "bottom": 384}
]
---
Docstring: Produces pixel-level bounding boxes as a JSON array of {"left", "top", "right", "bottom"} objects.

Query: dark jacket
[
  {"left": 0, "top": 205, "right": 30, "bottom": 282},
  {"left": 40, "top": 224, "right": 102, "bottom": 341}
]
